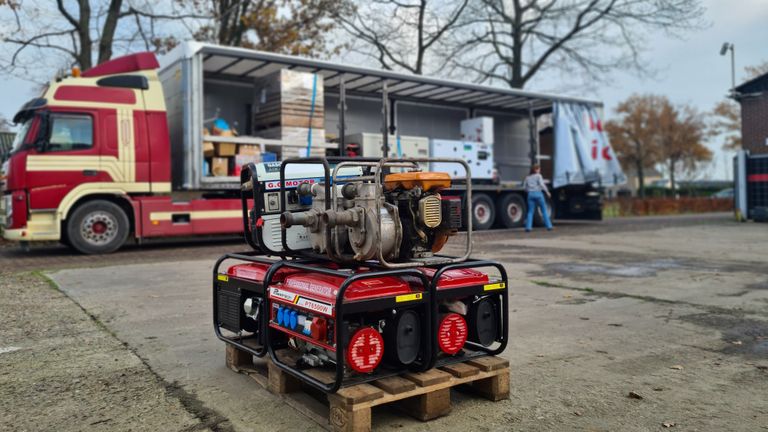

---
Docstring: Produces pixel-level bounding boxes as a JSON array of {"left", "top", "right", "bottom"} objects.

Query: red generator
[{"left": 419, "top": 261, "right": 508, "bottom": 368}]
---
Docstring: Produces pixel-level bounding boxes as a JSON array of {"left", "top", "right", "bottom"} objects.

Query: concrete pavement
[{"left": 46, "top": 216, "right": 768, "bottom": 431}]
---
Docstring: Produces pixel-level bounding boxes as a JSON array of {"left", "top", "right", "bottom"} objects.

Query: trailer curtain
[{"left": 553, "top": 102, "right": 626, "bottom": 189}]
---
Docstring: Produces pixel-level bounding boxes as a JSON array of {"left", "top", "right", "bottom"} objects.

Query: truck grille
[{"left": 0, "top": 194, "right": 10, "bottom": 228}]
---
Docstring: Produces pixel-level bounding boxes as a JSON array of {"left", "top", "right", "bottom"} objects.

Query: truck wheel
[
  {"left": 533, "top": 197, "right": 554, "bottom": 227},
  {"left": 498, "top": 194, "right": 526, "bottom": 228},
  {"left": 471, "top": 193, "right": 495, "bottom": 231},
  {"left": 67, "top": 200, "right": 129, "bottom": 254}
]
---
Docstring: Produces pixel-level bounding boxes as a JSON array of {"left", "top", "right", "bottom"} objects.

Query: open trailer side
[{"left": 161, "top": 42, "right": 615, "bottom": 230}]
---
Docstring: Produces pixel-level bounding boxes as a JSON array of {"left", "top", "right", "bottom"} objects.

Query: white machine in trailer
[{"left": 161, "top": 42, "right": 624, "bottom": 231}]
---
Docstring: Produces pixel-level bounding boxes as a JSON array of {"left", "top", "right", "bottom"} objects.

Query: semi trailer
[{"left": 1, "top": 41, "right": 621, "bottom": 254}]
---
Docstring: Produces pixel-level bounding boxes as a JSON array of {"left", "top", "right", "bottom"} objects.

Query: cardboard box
[
  {"left": 211, "top": 157, "right": 230, "bottom": 176},
  {"left": 203, "top": 142, "right": 215, "bottom": 158},
  {"left": 215, "top": 142, "right": 237, "bottom": 156},
  {"left": 238, "top": 145, "right": 261, "bottom": 155}
]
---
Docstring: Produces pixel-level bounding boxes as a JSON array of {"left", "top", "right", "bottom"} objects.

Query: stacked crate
[{"left": 253, "top": 69, "right": 326, "bottom": 157}]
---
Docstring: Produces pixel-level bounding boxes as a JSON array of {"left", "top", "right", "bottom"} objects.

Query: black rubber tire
[
  {"left": 66, "top": 200, "right": 129, "bottom": 254},
  {"left": 533, "top": 196, "right": 554, "bottom": 227},
  {"left": 471, "top": 193, "right": 496, "bottom": 231},
  {"left": 498, "top": 193, "right": 526, "bottom": 228}
]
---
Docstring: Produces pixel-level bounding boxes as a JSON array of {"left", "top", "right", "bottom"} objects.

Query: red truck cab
[{"left": 1, "top": 52, "right": 242, "bottom": 253}]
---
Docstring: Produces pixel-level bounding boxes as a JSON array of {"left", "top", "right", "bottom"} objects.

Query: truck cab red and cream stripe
[{"left": 2, "top": 53, "right": 242, "bottom": 253}]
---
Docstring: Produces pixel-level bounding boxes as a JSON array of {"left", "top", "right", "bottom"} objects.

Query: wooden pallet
[{"left": 225, "top": 344, "right": 510, "bottom": 432}]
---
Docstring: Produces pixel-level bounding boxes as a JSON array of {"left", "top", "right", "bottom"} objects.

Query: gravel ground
[{"left": 0, "top": 271, "right": 212, "bottom": 432}]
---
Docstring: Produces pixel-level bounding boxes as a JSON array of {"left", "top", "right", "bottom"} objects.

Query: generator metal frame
[
  {"left": 262, "top": 260, "right": 433, "bottom": 393},
  {"left": 213, "top": 251, "right": 282, "bottom": 358},
  {"left": 425, "top": 258, "right": 509, "bottom": 369},
  {"left": 239, "top": 165, "right": 266, "bottom": 253}
]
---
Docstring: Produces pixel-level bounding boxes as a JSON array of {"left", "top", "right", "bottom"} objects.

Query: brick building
[{"left": 735, "top": 72, "right": 768, "bottom": 155}]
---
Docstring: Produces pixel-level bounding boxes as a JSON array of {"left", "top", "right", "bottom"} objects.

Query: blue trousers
[{"left": 525, "top": 191, "right": 553, "bottom": 231}]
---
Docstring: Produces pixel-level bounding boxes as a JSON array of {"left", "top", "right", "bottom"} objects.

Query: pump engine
[{"left": 282, "top": 171, "right": 462, "bottom": 262}]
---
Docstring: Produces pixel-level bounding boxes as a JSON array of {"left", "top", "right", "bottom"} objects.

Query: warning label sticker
[
  {"left": 270, "top": 287, "right": 334, "bottom": 316},
  {"left": 395, "top": 293, "right": 423, "bottom": 303},
  {"left": 483, "top": 282, "right": 506, "bottom": 291}
]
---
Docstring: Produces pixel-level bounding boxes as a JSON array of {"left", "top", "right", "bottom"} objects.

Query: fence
[{"left": 603, "top": 197, "right": 733, "bottom": 217}]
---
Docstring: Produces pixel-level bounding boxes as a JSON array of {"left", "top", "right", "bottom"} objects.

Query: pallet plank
[
  {"left": 268, "top": 361, "right": 302, "bottom": 394},
  {"left": 372, "top": 376, "right": 417, "bottom": 394},
  {"left": 225, "top": 344, "right": 253, "bottom": 372},
  {"left": 396, "top": 388, "right": 452, "bottom": 421},
  {"left": 329, "top": 403, "right": 371, "bottom": 432},
  {"left": 330, "top": 384, "right": 384, "bottom": 406},
  {"left": 404, "top": 369, "right": 452, "bottom": 387},
  {"left": 441, "top": 362, "right": 480, "bottom": 378},
  {"left": 470, "top": 371, "right": 510, "bottom": 401},
  {"left": 466, "top": 357, "right": 510, "bottom": 372},
  {"left": 227, "top": 344, "right": 509, "bottom": 430}
]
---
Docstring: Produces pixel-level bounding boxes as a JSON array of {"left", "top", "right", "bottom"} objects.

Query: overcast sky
[{"left": 1, "top": 0, "right": 765, "bottom": 180}]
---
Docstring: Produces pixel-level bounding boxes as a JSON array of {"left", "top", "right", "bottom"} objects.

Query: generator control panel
[{"left": 245, "top": 162, "right": 362, "bottom": 254}]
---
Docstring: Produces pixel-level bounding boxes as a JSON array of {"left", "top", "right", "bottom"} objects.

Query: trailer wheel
[
  {"left": 533, "top": 197, "right": 554, "bottom": 227},
  {"left": 498, "top": 194, "right": 526, "bottom": 228},
  {"left": 471, "top": 193, "right": 495, "bottom": 231},
  {"left": 66, "top": 200, "right": 129, "bottom": 254}
]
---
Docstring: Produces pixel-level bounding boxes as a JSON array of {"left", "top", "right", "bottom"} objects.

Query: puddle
[
  {"left": 679, "top": 313, "right": 768, "bottom": 358},
  {"left": 544, "top": 259, "right": 686, "bottom": 279}
]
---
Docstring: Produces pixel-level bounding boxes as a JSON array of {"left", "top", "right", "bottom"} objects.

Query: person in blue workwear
[{"left": 523, "top": 164, "right": 553, "bottom": 232}]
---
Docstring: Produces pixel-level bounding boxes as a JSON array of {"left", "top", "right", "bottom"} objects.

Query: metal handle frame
[
  {"left": 263, "top": 260, "right": 432, "bottom": 393},
  {"left": 212, "top": 251, "right": 283, "bottom": 358},
  {"left": 239, "top": 163, "right": 262, "bottom": 252},
  {"left": 277, "top": 156, "right": 473, "bottom": 267},
  {"left": 373, "top": 157, "right": 472, "bottom": 268},
  {"left": 424, "top": 258, "right": 509, "bottom": 369}
]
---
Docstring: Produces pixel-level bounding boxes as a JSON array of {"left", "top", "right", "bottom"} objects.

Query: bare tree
[
  {"left": 338, "top": 0, "right": 469, "bottom": 74},
  {"left": 744, "top": 60, "right": 768, "bottom": 79},
  {"left": 0, "top": 0, "right": 204, "bottom": 81},
  {"left": 448, "top": 0, "right": 706, "bottom": 89}
]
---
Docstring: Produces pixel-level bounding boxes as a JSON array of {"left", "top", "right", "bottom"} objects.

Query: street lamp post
[{"left": 720, "top": 42, "right": 735, "bottom": 96}]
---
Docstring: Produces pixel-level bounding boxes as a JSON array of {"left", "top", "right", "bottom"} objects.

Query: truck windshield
[{"left": 9, "top": 118, "right": 32, "bottom": 154}]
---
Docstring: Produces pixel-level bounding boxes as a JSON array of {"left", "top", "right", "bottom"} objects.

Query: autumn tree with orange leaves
[
  {"left": 177, "top": 0, "right": 352, "bottom": 57},
  {"left": 606, "top": 94, "right": 711, "bottom": 197},
  {"left": 656, "top": 103, "right": 712, "bottom": 192}
]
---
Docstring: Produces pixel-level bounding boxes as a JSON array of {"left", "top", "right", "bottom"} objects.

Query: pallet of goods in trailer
[{"left": 160, "top": 61, "right": 331, "bottom": 190}]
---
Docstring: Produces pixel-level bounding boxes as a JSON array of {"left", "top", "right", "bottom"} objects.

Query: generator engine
[
  {"left": 267, "top": 271, "right": 426, "bottom": 374},
  {"left": 282, "top": 171, "right": 461, "bottom": 262}
]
